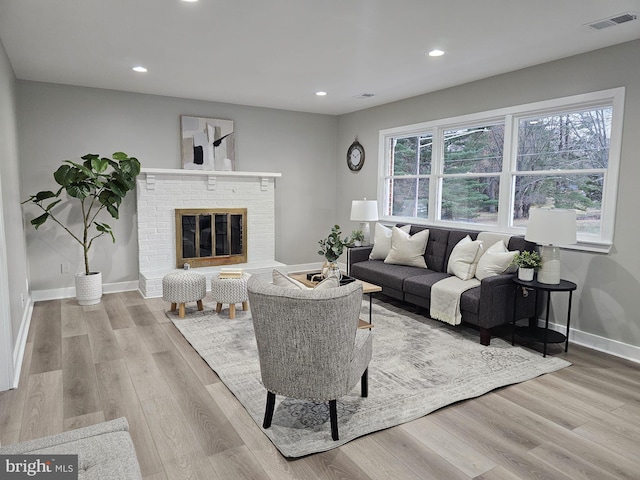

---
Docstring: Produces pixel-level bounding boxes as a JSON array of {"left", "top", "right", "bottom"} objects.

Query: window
[{"left": 379, "top": 88, "right": 624, "bottom": 249}]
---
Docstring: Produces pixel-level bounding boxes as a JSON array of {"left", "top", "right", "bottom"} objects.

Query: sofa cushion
[
  {"left": 406, "top": 226, "right": 450, "bottom": 272},
  {"left": 403, "top": 272, "right": 451, "bottom": 300},
  {"left": 350, "top": 260, "right": 428, "bottom": 291},
  {"left": 369, "top": 224, "right": 411, "bottom": 260},
  {"left": 475, "top": 241, "right": 519, "bottom": 280},
  {"left": 0, "top": 418, "right": 142, "bottom": 480},
  {"left": 384, "top": 227, "right": 429, "bottom": 268},
  {"left": 447, "top": 235, "right": 484, "bottom": 280}
]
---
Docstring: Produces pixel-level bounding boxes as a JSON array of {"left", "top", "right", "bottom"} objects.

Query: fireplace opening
[{"left": 175, "top": 208, "right": 247, "bottom": 268}]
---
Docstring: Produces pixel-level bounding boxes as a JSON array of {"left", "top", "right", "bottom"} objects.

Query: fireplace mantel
[{"left": 141, "top": 168, "right": 281, "bottom": 191}]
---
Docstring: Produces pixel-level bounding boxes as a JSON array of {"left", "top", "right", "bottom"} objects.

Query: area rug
[{"left": 169, "top": 300, "right": 570, "bottom": 457}]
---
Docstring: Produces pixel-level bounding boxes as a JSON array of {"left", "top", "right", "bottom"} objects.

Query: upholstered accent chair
[{"left": 247, "top": 276, "right": 373, "bottom": 441}]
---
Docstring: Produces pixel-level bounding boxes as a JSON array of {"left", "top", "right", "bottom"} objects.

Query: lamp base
[
  {"left": 360, "top": 222, "right": 372, "bottom": 246},
  {"left": 537, "top": 245, "right": 561, "bottom": 284}
]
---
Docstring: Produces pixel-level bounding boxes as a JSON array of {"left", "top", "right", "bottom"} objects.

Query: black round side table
[{"left": 512, "top": 277, "right": 577, "bottom": 357}]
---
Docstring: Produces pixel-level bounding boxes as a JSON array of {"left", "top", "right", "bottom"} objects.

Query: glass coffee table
[{"left": 289, "top": 272, "right": 382, "bottom": 328}]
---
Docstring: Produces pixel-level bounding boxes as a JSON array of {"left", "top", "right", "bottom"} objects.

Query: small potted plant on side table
[
  {"left": 318, "top": 225, "right": 355, "bottom": 280},
  {"left": 351, "top": 230, "right": 365, "bottom": 247},
  {"left": 512, "top": 250, "right": 542, "bottom": 281}
]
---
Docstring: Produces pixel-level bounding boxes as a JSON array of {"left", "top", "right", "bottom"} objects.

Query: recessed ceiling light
[
  {"left": 315, "top": 91, "right": 327, "bottom": 96},
  {"left": 132, "top": 66, "right": 148, "bottom": 73},
  {"left": 181, "top": 0, "right": 199, "bottom": 2},
  {"left": 428, "top": 49, "right": 445, "bottom": 57}
]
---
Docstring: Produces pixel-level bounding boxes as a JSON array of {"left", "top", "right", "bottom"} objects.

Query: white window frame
[{"left": 378, "top": 88, "right": 625, "bottom": 253}]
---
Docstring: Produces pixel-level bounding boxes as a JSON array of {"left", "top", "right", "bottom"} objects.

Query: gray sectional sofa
[{"left": 347, "top": 224, "right": 537, "bottom": 345}]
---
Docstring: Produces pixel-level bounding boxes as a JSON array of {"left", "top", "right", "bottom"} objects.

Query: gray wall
[
  {"left": 336, "top": 39, "right": 640, "bottom": 351},
  {"left": 17, "top": 82, "right": 338, "bottom": 291},
  {"left": 0, "top": 38, "right": 30, "bottom": 389}
]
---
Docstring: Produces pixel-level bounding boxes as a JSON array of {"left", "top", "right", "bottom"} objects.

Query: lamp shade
[
  {"left": 525, "top": 208, "right": 577, "bottom": 245},
  {"left": 350, "top": 199, "right": 379, "bottom": 222}
]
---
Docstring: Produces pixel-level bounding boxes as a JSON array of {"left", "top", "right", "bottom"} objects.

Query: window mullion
[
  {"left": 499, "top": 114, "right": 516, "bottom": 230},
  {"left": 430, "top": 127, "right": 443, "bottom": 223}
]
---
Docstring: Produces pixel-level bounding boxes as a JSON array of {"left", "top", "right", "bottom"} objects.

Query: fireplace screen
[{"left": 175, "top": 208, "right": 247, "bottom": 268}]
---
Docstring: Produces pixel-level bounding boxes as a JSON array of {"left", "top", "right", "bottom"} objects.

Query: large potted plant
[
  {"left": 23, "top": 152, "right": 141, "bottom": 305},
  {"left": 317, "top": 225, "right": 355, "bottom": 280}
]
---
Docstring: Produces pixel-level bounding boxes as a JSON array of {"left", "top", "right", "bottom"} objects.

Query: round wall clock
[{"left": 347, "top": 140, "right": 365, "bottom": 171}]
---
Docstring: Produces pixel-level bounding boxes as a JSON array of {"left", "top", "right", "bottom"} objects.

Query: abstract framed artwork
[{"left": 180, "top": 116, "right": 235, "bottom": 170}]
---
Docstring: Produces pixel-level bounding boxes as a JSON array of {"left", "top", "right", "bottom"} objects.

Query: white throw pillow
[
  {"left": 369, "top": 224, "right": 411, "bottom": 260},
  {"left": 475, "top": 241, "right": 519, "bottom": 280},
  {"left": 272, "top": 269, "right": 309, "bottom": 289},
  {"left": 383, "top": 227, "right": 429, "bottom": 268},
  {"left": 313, "top": 276, "right": 340, "bottom": 290},
  {"left": 447, "top": 236, "right": 484, "bottom": 280}
]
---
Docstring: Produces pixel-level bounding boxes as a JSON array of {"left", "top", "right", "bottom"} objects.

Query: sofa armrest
[
  {"left": 0, "top": 418, "right": 130, "bottom": 454},
  {"left": 347, "top": 246, "right": 373, "bottom": 271},
  {"left": 477, "top": 273, "right": 536, "bottom": 328}
]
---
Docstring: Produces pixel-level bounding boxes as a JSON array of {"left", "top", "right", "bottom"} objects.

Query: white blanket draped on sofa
[{"left": 430, "top": 276, "right": 480, "bottom": 325}]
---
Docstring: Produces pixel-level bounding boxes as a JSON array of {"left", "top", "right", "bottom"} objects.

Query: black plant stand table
[{"left": 512, "top": 277, "right": 577, "bottom": 357}]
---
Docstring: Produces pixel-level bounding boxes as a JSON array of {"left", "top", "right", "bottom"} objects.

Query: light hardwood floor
[{"left": 1, "top": 291, "right": 640, "bottom": 479}]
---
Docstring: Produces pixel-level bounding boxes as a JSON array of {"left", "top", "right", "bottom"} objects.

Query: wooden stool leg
[
  {"left": 170, "top": 302, "right": 177, "bottom": 312},
  {"left": 229, "top": 304, "right": 236, "bottom": 319},
  {"left": 242, "top": 301, "right": 249, "bottom": 311},
  {"left": 179, "top": 303, "right": 186, "bottom": 318},
  {"left": 216, "top": 303, "right": 222, "bottom": 313},
  {"left": 197, "top": 299, "right": 204, "bottom": 311}
]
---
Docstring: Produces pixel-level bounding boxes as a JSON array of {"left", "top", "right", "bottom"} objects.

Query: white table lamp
[
  {"left": 350, "top": 199, "right": 379, "bottom": 245},
  {"left": 525, "top": 207, "right": 577, "bottom": 284}
]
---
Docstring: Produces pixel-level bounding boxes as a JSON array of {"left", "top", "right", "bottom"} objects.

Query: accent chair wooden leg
[
  {"left": 178, "top": 303, "right": 186, "bottom": 318},
  {"left": 242, "top": 301, "right": 249, "bottom": 311},
  {"left": 216, "top": 303, "right": 222, "bottom": 313},
  {"left": 479, "top": 327, "right": 491, "bottom": 346},
  {"left": 197, "top": 299, "right": 204, "bottom": 311},
  {"left": 229, "top": 304, "right": 236, "bottom": 319},
  {"left": 170, "top": 302, "right": 177, "bottom": 312},
  {"left": 361, "top": 368, "right": 368, "bottom": 397},
  {"left": 329, "top": 400, "right": 339, "bottom": 441},
  {"left": 263, "top": 391, "right": 276, "bottom": 429}
]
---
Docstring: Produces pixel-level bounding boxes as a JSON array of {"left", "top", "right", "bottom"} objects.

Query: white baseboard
[
  {"left": 11, "top": 296, "right": 33, "bottom": 389},
  {"left": 539, "top": 319, "right": 640, "bottom": 365},
  {"left": 32, "top": 280, "right": 140, "bottom": 302}
]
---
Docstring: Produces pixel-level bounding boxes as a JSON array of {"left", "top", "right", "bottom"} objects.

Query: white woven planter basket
[{"left": 75, "top": 272, "right": 103, "bottom": 306}]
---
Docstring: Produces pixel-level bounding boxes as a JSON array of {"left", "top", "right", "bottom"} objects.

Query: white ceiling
[{"left": 1, "top": 0, "right": 639, "bottom": 115}]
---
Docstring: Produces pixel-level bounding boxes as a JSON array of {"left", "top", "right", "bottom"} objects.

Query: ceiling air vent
[
  {"left": 354, "top": 93, "right": 375, "bottom": 99},
  {"left": 586, "top": 12, "right": 638, "bottom": 30}
]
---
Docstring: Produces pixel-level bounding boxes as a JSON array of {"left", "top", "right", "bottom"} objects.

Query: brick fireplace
[{"left": 136, "top": 168, "right": 283, "bottom": 297}]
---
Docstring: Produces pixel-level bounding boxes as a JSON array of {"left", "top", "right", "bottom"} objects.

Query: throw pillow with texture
[
  {"left": 272, "top": 269, "right": 309, "bottom": 289},
  {"left": 447, "top": 235, "right": 484, "bottom": 280},
  {"left": 383, "top": 227, "right": 429, "bottom": 268},
  {"left": 369, "top": 224, "right": 411, "bottom": 260},
  {"left": 475, "top": 241, "right": 519, "bottom": 280},
  {"left": 313, "top": 276, "right": 340, "bottom": 290}
]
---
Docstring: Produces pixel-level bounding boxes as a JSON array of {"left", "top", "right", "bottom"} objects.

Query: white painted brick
[{"left": 137, "top": 170, "right": 277, "bottom": 295}]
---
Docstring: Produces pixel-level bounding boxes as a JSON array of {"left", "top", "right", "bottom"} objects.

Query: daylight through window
[{"left": 378, "top": 88, "right": 624, "bottom": 248}]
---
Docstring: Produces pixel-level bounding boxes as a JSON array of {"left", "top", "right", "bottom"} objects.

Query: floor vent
[{"left": 586, "top": 12, "right": 637, "bottom": 30}]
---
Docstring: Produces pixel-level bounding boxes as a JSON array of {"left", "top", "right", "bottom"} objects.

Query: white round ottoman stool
[
  {"left": 162, "top": 272, "right": 206, "bottom": 318},
  {"left": 210, "top": 272, "right": 250, "bottom": 319}
]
